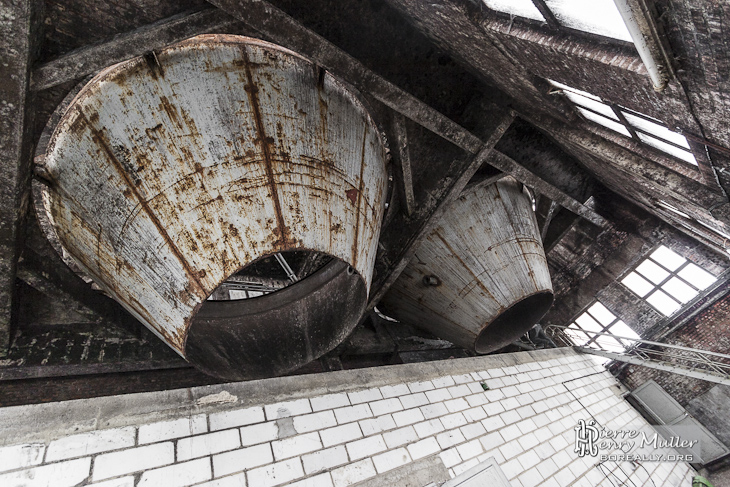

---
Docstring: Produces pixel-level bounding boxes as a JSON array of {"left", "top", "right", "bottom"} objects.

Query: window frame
[
  {"left": 620, "top": 244, "right": 718, "bottom": 317},
  {"left": 549, "top": 80, "right": 698, "bottom": 167},
  {"left": 565, "top": 300, "right": 639, "bottom": 351},
  {"left": 477, "top": 0, "right": 636, "bottom": 47}
]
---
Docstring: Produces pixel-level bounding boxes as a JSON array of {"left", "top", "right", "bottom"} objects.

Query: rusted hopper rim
[{"left": 474, "top": 289, "right": 554, "bottom": 354}]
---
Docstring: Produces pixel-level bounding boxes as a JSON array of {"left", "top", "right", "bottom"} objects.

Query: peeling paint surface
[{"left": 38, "top": 35, "right": 387, "bottom": 357}]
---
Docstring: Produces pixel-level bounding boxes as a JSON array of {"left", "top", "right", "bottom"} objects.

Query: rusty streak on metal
[
  {"left": 351, "top": 129, "right": 368, "bottom": 270},
  {"left": 380, "top": 177, "right": 553, "bottom": 353},
  {"left": 207, "top": 0, "right": 483, "bottom": 154},
  {"left": 432, "top": 230, "right": 497, "bottom": 303},
  {"left": 30, "top": 7, "right": 238, "bottom": 91},
  {"left": 240, "top": 47, "right": 290, "bottom": 249},
  {"left": 82, "top": 112, "right": 207, "bottom": 298},
  {"left": 485, "top": 150, "right": 608, "bottom": 228}
]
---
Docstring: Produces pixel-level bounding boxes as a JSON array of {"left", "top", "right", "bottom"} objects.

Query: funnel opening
[
  {"left": 186, "top": 255, "right": 367, "bottom": 380},
  {"left": 205, "top": 250, "right": 334, "bottom": 301},
  {"left": 474, "top": 291, "right": 554, "bottom": 354}
]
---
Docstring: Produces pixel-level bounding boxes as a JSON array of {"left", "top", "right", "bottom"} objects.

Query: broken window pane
[
  {"left": 577, "top": 108, "right": 632, "bottom": 137},
  {"left": 662, "top": 277, "right": 698, "bottom": 304},
  {"left": 678, "top": 263, "right": 717, "bottom": 290},
  {"left": 544, "top": 0, "right": 632, "bottom": 42},
  {"left": 622, "top": 271, "right": 654, "bottom": 297},
  {"left": 481, "top": 0, "right": 545, "bottom": 22},
  {"left": 650, "top": 245, "right": 686, "bottom": 271},
  {"left": 636, "top": 259, "right": 671, "bottom": 285},
  {"left": 646, "top": 289, "right": 681, "bottom": 316}
]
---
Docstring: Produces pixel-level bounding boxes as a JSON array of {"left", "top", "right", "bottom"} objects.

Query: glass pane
[
  {"left": 662, "top": 277, "right": 699, "bottom": 304},
  {"left": 544, "top": 0, "right": 632, "bottom": 42},
  {"left": 481, "top": 0, "right": 545, "bottom": 21},
  {"left": 678, "top": 263, "right": 717, "bottom": 290},
  {"left": 587, "top": 302, "right": 616, "bottom": 326},
  {"left": 577, "top": 108, "right": 632, "bottom": 137},
  {"left": 576, "top": 313, "right": 604, "bottom": 333},
  {"left": 649, "top": 245, "right": 686, "bottom": 271},
  {"left": 609, "top": 321, "right": 640, "bottom": 342},
  {"left": 565, "top": 93, "right": 618, "bottom": 120},
  {"left": 646, "top": 289, "right": 681, "bottom": 316},
  {"left": 637, "top": 133, "right": 698, "bottom": 165},
  {"left": 622, "top": 272, "right": 654, "bottom": 298},
  {"left": 622, "top": 112, "right": 690, "bottom": 149},
  {"left": 635, "top": 260, "right": 670, "bottom": 285}
]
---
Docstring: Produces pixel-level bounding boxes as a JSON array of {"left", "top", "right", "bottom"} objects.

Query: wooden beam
[
  {"left": 0, "top": 0, "right": 37, "bottom": 355},
  {"left": 390, "top": 112, "right": 416, "bottom": 216},
  {"left": 30, "top": 7, "right": 238, "bottom": 91},
  {"left": 485, "top": 151, "right": 609, "bottom": 227},
  {"left": 206, "top": 0, "right": 483, "bottom": 154}
]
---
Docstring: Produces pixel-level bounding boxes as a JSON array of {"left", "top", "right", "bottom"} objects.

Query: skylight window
[
  {"left": 621, "top": 245, "right": 717, "bottom": 316},
  {"left": 543, "top": 0, "right": 632, "bottom": 42},
  {"left": 549, "top": 80, "right": 698, "bottom": 166},
  {"left": 482, "top": 0, "right": 545, "bottom": 22},
  {"left": 481, "top": 0, "right": 632, "bottom": 42},
  {"left": 566, "top": 301, "right": 640, "bottom": 352}
]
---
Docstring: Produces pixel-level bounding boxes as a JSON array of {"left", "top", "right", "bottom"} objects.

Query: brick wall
[
  {"left": 619, "top": 290, "right": 730, "bottom": 406},
  {"left": 0, "top": 349, "right": 695, "bottom": 487}
]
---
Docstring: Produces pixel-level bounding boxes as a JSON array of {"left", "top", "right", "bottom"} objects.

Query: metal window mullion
[
  {"left": 573, "top": 103, "right": 620, "bottom": 124},
  {"left": 610, "top": 104, "right": 641, "bottom": 142},
  {"left": 530, "top": 0, "right": 561, "bottom": 29},
  {"left": 632, "top": 127, "right": 694, "bottom": 152}
]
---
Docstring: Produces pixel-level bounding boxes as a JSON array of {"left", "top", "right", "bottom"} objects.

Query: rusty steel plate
[
  {"left": 37, "top": 35, "right": 387, "bottom": 378},
  {"left": 380, "top": 177, "right": 553, "bottom": 353}
]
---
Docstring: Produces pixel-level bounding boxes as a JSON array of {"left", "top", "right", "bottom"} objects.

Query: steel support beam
[
  {"left": 486, "top": 151, "right": 608, "bottom": 227},
  {"left": 0, "top": 0, "right": 37, "bottom": 355},
  {"left": 368, "top": 108, "right": 516, "bottom": 307},
  {"left": 30, "top": 7, "right": 238, "bottom": 91},
  {"left": 206, "top": 0, "right": 483, "bottom": 154}
]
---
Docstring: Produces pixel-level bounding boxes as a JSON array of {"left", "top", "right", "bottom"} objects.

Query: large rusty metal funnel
[
  {"left": 35, "top": 35, "right": 387, "bottom": 380},
  {"left": 380, "top": 177, "right": 553, "bottom": 353}
]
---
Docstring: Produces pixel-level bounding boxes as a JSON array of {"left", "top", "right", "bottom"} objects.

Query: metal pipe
[{"left": 612, "top": 0, "right": 670, "bottom": 91}]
